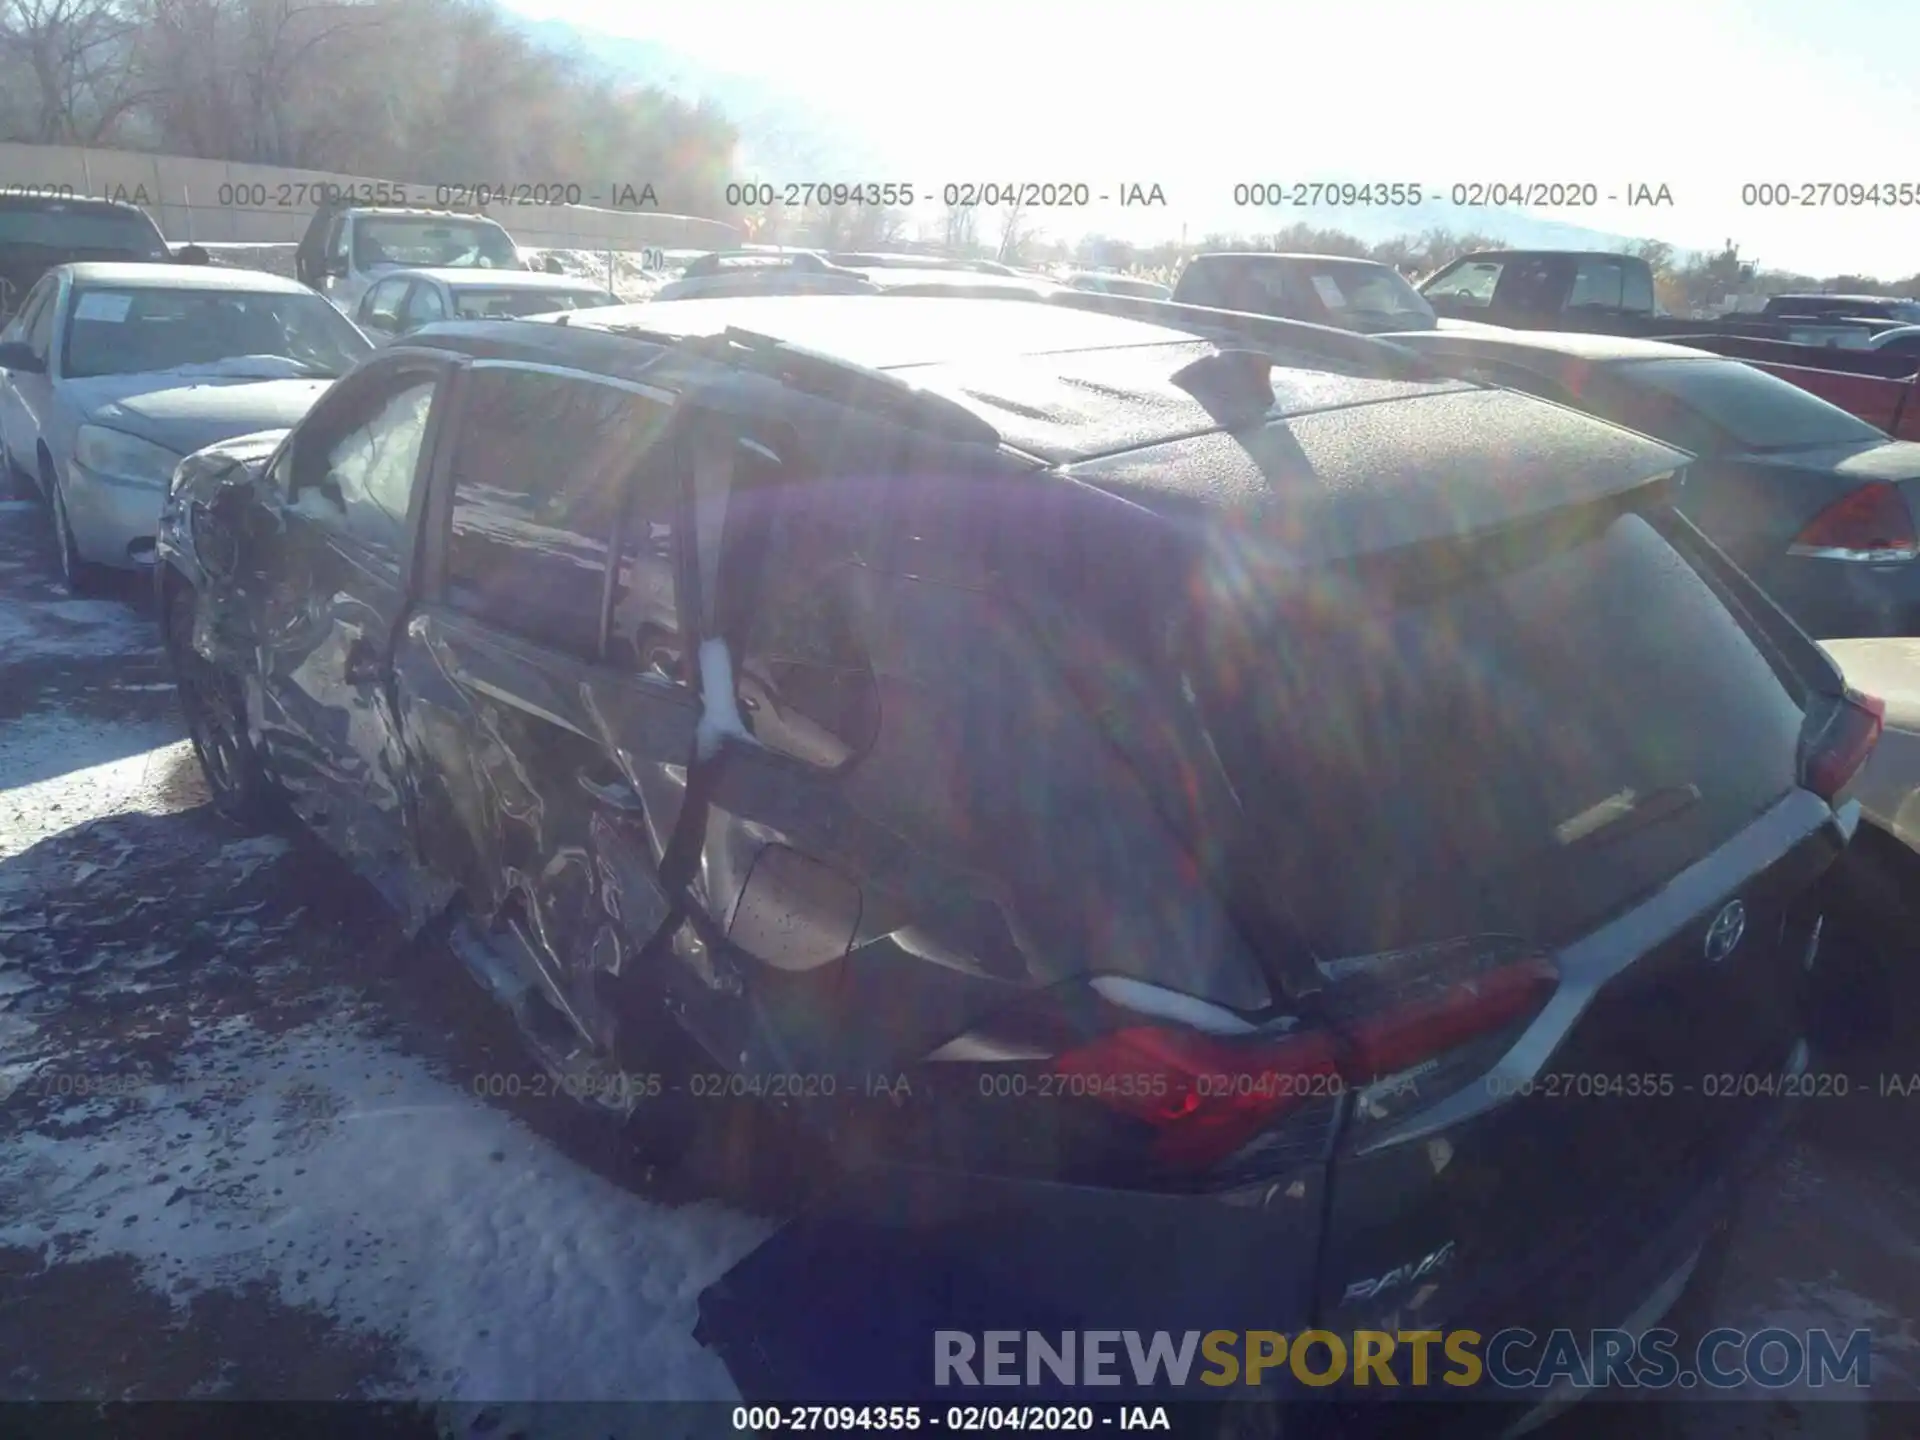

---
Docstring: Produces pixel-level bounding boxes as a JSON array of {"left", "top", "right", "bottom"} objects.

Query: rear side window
[
  {"left": 1568, "top": 257, "right": 1627, "bottom": 309},
  {"left": 732, "top": 480, "right": 882, "bottom": 770},
  {"left": 1163, "top": 511, "right": 1805, "bottom": 955},
  {"left": 444, "top": 366, "right": 674, "bottom": 660}
]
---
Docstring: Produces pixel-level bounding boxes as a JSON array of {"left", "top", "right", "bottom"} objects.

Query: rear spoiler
[{"left": 1041, "top": 288, "right": 1440, "bottom": 383}]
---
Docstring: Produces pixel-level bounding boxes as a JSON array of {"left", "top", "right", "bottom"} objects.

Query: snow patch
[
  {"left": 0, "top": 597, "right": 160, "bottom": 661},
  {"left": 0, "top": 1017, "right": 772, "bottom": 1401},
  {"left": 0, "top": 731, "right": 198, "bottom": 860}
]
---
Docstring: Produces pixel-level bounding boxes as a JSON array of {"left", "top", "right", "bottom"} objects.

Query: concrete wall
[{"left": 0, "top": 143, "right": 741, "bottom": 251}]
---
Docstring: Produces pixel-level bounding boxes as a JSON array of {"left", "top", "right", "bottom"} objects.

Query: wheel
[
  {"left": 48, "top": 468, "right": 104, "bottom": 594},
  {"left": 166, "top": 581, "right": 277, "bottom": 827}
]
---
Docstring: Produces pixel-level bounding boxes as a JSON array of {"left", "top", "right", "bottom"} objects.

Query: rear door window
[
  {"left": 1160, "top": 511, "right": 1804, "bottom": 955},
  {"left": 1568, "top": 257, "right": 1627, "bottom": 310},
  {"left": 443, "top": 364, "right": 675, "bottom": 661}
]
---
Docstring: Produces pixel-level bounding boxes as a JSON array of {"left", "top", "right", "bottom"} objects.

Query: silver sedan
[{"left": 0, "top": 261, "right": 372, "bottom": 591}]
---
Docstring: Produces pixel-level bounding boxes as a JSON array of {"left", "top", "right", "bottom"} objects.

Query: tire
[
  {"left": 166, "top": 581, "right": 277, "bottom": 828},
  {"left": 48, "top": 467, "right": 104, "bottom": 595}
]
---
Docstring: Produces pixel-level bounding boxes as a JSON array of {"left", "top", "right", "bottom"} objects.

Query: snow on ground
[
  {"left": 0, "top": 594, "right": 159, "bottom": 663},
  {"left": 0, "top": 722, "right": 775, "bottom": 1405},
  {"left": 0, "top": 505, "right": 774, "bottom": 1413},
  {"left": 0, "top": 1006, "right": 768, "bottom": 1402}
]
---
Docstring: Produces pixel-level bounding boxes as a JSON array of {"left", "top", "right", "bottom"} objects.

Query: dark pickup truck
[
  {"left": 0, "top": 193, "right": 172, "bottom": 319},
  {"left": 1416, "top": 248, "right": 1920, "bottom": 436},
  {"left": 1421, "top": 249, "right": 1908, "bottom": 342}
]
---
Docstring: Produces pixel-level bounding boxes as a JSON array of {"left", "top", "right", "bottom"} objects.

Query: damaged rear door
[
  {"left": 392, "top": 358, "right": 705, "bottom": 1092},
  {"left": 243, "top": 349, "right": 456, "bottom": 919}
]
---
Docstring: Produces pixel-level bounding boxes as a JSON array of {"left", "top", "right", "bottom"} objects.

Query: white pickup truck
[{"left": 294, "top": 202, "right": 527, "bottom": 315}]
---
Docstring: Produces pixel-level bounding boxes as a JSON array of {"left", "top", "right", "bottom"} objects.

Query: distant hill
[
  {"left": 505, "top": 16, "right": 890, "bottom": 180},
  {"left": 506, "top": 13, "right": 1673, "bottom": 256}
]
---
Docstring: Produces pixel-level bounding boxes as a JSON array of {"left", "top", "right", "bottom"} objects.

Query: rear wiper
[{"left": 1481, "top": 784, "right": 1704, "bottom": 896}]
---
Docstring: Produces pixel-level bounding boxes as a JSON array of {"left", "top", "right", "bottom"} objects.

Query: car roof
[
  {"left": 1772, "top": 292, "right": 1907, "bottom": 304},
  {"left": 58, "top": 262, "right": 311, "bottom": 293},
  {"left": 1389, "top": 328, "right": 1718, "bottom": 364},
  {"left": 416, "top": 295, "right": 1499, "bottom": 462},
  {"left": 1189, "top": 251, "right": 1395, "bottom": 269},
  {"left": 403, "top": 295, "right": 1685, "bottom": 550},
  {"left": 1445, "top": 249, "right": 1635, "bottom": 264},
  {"left": 858, "top": 268, "right": 1055, "bottom": 293},
  {"left": 348, "top": 207, "right": 505, "bottom": 224},
  {"left": 0, "top": 193, "right": 155, "bottom": 216},
  {"left": 378, "top": 268, "right": 610, "bottom": 291},
  {"left": 565, "top": 294, "right": 1202, "bottom": 368}
]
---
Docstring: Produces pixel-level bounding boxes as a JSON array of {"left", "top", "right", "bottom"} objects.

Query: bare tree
[
  {"left": 0, "top": 0, "right": 146, "bottom": 142},
  {"left": 938, "top": 201, "right": 978, "bottom": 255},
  {"left": 994, "top": 199, "right": 1027, "bottom": 263}
]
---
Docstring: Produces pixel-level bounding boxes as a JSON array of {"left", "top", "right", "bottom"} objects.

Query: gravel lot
[{"left": 0, "top": 491, "right": 1914, "bottom": 1437}]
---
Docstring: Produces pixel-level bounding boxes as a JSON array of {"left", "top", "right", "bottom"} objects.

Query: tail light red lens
[
  {"left": 1788, "top": 483, "right": 1919, "bottom": 562},
  {"left": 1050, "top": 955, "right": 1559, "bottom": 1171},
  {"left": 1805, "top": 689, "right": 1885, "bottom": 802}
]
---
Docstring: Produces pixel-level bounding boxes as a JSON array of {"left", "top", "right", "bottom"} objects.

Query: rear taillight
[
  {"left": 1805, "top": 689, "right": 1885, "bottom": 802},
  {"left": 1051, "top": 1025, "right": 1341, "bottom": 1171},
  {"left": 1049, "top": 951, "right": 1559, "bottom": 1172},
  {"left": 1788, "top": 483, "right": 1919, "bottom": 562}
]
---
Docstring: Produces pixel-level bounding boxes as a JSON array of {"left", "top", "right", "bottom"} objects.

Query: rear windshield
[
  {"left": 354, "top": 218, "right": 518, "bottom": 270},
  {"left": 1591, "top": 358, "right": 1886, "bottom": 452},
  {"left": 0, "top": 207, "right": 167, "bottom": 257},
  {"left": 1178, "top": 258, "right": 1436, "bottom": 332},
  {"left": 1168, "top": 511, "right": 1803, "bottom": 955},
  {"left": 451, "top": 287, "right": 618, "bottom": 318}
]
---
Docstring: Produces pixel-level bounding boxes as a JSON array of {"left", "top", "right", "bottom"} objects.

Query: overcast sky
[{"left": 500, "top": 0, "right": 1920, "bottom": 276}]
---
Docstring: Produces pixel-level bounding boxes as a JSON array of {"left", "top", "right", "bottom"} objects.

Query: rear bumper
[{"left": 696, "top": 1161, "right": 1328, "bottom": 1405}]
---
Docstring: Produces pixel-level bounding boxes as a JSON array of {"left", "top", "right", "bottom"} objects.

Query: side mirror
[
  {"left": 0, "top": 341, "right": 43, "bottom": 373},
  {"left": 322, "top": 255, "right": 349, "bottom": 279}
]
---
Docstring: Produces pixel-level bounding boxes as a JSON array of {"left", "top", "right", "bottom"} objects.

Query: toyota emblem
[{"left": 1704, "top": 899, "right": 1747, "bottom": 964}]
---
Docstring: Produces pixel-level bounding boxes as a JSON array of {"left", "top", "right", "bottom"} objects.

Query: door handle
[
  {"left": 343, "top": 638, "right": 382, "bottom": 685},
  {"left": 578, "top": 766, "right": 647, "bottom": 815}
]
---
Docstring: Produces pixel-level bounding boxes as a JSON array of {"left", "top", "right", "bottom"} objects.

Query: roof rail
[{"left": 1043, "top": 289, "right": 1441, "bottom": 381}]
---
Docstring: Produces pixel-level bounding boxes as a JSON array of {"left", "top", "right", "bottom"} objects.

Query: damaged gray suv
[{"left": 157, "top": 289, "right": 1876, "bottom": 1410}]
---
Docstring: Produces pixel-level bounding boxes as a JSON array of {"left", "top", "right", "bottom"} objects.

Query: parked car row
[{"left": 0, "top": 231, "right": 1910, "bottom": 1425}]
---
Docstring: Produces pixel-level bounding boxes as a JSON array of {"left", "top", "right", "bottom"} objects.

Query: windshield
[
  {"left": 1087, "top": 275, "right": 1171, "bottom": 298},
  {"left": 62, "top": 287, "right": 374, "bottom": 380},
  {"left": 1422, "top": 259, "right": 1504, "bottom": 305},
  {"left": 1165, "top": 511, "right": 1802, "bottom": 953},
  {"left": 0, "top": 208, "right": 168, "bottom": 257},
  {"left": 451, "top": 288, "right": 618, "bottom": 318},
  {"left": 1180, "top": 257, "right": 1436, "bottom": 332},
  {"left": 1593, "top": 357, "right": 1886, "bottom": 452},
  {"left": 354, "top": 218, "right": 519, "bottom": 270}
]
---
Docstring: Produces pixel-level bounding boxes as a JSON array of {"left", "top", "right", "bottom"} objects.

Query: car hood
[
  {"left": 1433, "top": 317, "right": 1512, "bottom": 334},
  {"left": 1745, "top": 438, "right": 1920, "bottom": 481},
  {"left": 62, "top": 373, "right": 331, "bottom": 458}
]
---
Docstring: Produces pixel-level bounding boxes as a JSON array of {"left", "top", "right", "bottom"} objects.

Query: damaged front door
[{"left": 247, "top": 352, "right": 455, "bottom": 919}]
